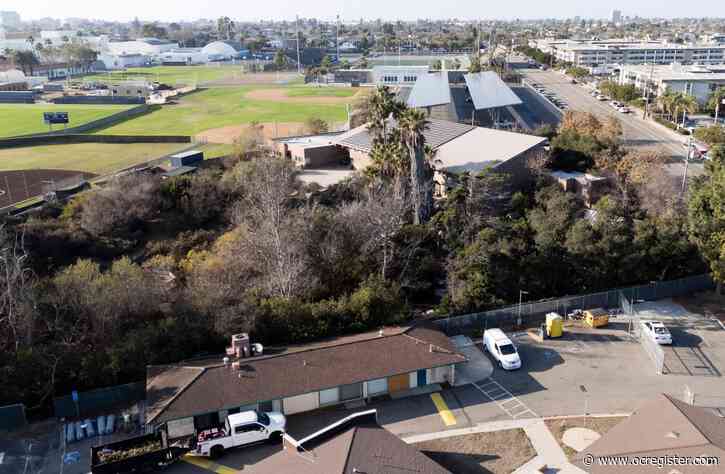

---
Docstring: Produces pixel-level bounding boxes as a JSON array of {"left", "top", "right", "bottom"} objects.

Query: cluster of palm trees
[
  {"left": 365, "top": 86, "right": 434, "bottom": 225},
  {"left": 656, "top": 90, "right": 699, "bottom": 129}
]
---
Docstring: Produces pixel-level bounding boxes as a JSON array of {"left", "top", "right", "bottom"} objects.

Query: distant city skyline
[{"left": 2, "top": 0, "right": 725, "bottom": 23}]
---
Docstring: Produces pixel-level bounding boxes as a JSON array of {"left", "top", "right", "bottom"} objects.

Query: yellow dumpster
[
  {"left": 584, "top": 308, "right": 609, "bottom": 328},
  {"left": 545, "top": 312, "right": 563, "bottom": 338}
]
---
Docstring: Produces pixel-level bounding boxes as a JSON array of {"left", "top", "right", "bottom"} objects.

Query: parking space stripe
[
  {"left": 473, "top": 377, "right": 538, "bottom": 419},
  {"left": 182, "top": 455, "right": 238, "bottom": 474},
  {"left": 430, "top": 393, "right": 457, "bottom": 426}
]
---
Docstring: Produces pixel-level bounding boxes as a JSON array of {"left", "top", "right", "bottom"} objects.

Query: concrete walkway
[{"left": 403, "top": 417, "right": 587, "bottom": 474}]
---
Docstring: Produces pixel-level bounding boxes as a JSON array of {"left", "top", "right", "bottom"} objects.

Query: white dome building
[
  {"left": 201, "top": 41, "right": 239, "bottom": 61},
  {"left": 0, "top": 69, "right": 26, "bottom": 84}
]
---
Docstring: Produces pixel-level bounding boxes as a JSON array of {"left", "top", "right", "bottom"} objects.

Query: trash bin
[{"left": 546, "top": 312, "right": 563, "bottom": 338}]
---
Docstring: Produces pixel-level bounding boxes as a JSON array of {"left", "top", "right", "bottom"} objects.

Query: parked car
[
  {"left": 193, "top": 410, "right": 286, "bottom": 459},
  {"left": 483, "top": 329, "right": 522, "bottom": 370},
  {"left": 618, "top": 106, "right": 631, "bottom": 114},
  {"left": 597, "top": 95, "right": 608, "bottom": 101},
  {"left": 640, "top": 320, "right": 673, "bottom": 345},
  {"left": 683, "top": 140, "right": 710, "bottom": 160}
]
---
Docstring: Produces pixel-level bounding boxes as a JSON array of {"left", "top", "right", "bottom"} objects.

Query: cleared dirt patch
[
  {"left": 196, "top": 122, "right": 309, "bottom": 144},
  {"left": 0, "top": 169, "right": 96, "bottom": 208},
  {"left": 544, "top": 416, "right": 627, "bottom": 460},
  {"left": 415, "top": 429, "right": 536, "bottom": 474},
  {"left": 246, "top": 88, "right": 358, "bottom": 104},
  {"left": 676, "top": 291, "right": 725, "bottom": 324}
]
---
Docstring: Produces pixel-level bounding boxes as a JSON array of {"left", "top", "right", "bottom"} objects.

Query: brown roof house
[
  {"left": 573, "top": 393, "right": 725, "bottom": 473},
  {"left": 333, "top": 119, "right": 547, "bottom": 197},
  {"left": 234, "top": 409, "right": 451, "bottom": 474},
  {"left": 146, "top": 324, "right": 466, "bottom": 439}
]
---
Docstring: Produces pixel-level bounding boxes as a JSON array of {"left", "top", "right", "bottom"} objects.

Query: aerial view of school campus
[{"left": 1, "top": 2, "right": 725, "bottom": 473}]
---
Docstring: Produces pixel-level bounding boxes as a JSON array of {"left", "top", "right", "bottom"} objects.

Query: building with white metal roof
[
  {"left": 407, "top": 72, "right": 452, "bottom": 108},
  {"left": 463, "top": 72, "right": 522, "bottom": 110}
]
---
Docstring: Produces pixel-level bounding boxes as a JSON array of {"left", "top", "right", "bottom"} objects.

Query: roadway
[{"left": 518, "top": 69, "right": 703, "bottom": 178}]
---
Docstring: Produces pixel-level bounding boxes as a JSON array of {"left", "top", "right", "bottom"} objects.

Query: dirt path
[{"left": 245, "top": 88, "right": 358, "bottom": 104}]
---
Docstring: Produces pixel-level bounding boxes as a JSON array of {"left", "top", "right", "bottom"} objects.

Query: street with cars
[{"left": 519, "top": 68, "right": 705, "bottom": 178}]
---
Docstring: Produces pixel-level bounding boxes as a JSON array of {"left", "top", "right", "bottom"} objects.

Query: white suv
[{"left": 640, "top": 320, "right": 673, "bottom": 345}]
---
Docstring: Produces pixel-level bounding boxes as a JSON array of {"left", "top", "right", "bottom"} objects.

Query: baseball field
[{"left": 0, "top": 104, "right": 133, "bottom": 138}]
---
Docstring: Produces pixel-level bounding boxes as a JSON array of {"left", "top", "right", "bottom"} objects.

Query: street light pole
[
  {"left": 517, "top": 290, "right": 529, "bottom": 327},
  {"left": 682, "top": 136, "right": 692, "bottom": 196},
  {"left": 336, "top": 14, "right": 340, "bottom": 64},
  {"left": 295, "top": 15, "right": 301, "bottom": 75}
]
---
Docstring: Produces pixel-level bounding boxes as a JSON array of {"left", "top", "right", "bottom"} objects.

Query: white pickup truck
[{"left": 193, "top": 410, "right": 286, "bottom": 459}]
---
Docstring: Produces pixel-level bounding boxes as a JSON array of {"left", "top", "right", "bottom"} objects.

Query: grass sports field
[
  {"left": 82, "top": 65, "right": 242, "bottom": 86},
  {"left": 98, "top": 85, "right": 357, "bottom": 136},
  {"left": 0, "top": 104, "right": 132, "bottom": 138},
  {"left": 0, "top": 142, "right": 190, "bottom": 174}
]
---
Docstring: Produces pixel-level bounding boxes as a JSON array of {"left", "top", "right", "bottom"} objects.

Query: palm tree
[
  {"left": 707, "top": 87, "right": 725, "bottom": 123},
  {"left": 667, "top": 92, "right": 698, "bottom": 129},
  {"left": 399, "top": 108, "right": 431, "bottom": 224},
  {"left": 657, "top": 91, "right": 677, "bottom": 120},
  {"left": 367, "top": 85, "right": 403, "bottom": 145},
  {"left": 677, "top": 94, "right": 698, "bottom": 128}
]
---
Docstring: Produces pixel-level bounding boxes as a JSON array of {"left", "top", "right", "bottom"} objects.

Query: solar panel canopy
[
  {"left": 407, "top": 72, "right": 452, "bottom": 108},
  {"left": 464, "top": 72, "right": 522, "bottom": 110}
]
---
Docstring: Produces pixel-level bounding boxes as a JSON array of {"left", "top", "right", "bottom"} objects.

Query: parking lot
[
  {"left": 6, "top": 299, "right": 724, "bottom": 474},
  {"left": 519, "top": 68, "right": 704, "bottom": 178}
]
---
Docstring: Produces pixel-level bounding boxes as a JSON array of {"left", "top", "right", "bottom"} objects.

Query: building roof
[
  {"left": 621, "top": 64, "right": 725, "bottom": 82},
  {"left": 161, "top": 165, "right": 197, "bottom": 178},
  {"left": 464, "top": 72, "right": 522, "bottom": 110},
  {"left": 237, "top": 411, "right": 450, "bottom": 474},
  {"left": 407, "top": 72, "right": 452, "bottom": 108},
  {"left": 146, "top": 323, "right": 465, "bottom": 425},
  {"left": 201, "top": 41, "right": 239, "bottom": 57},
  {"left": 573, "top": 393, "right": 725, "bottom": 473},
  {"left": 434, "top": 126, "right": 546, "bottom": 174},
  {"left": 334, "top": 118, "right": 474, "bottom": 153}
]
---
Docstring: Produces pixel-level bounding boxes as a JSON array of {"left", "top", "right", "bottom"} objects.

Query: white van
[{"left": 483, "top": 329, "right": 522, "bottom": 370}]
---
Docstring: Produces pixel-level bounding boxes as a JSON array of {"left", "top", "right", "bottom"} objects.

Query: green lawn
[
  {"left": 198, "top": 143, "right": 234, "bottom": 159},
  {"left": 285, "top": 87, "right": 358, "bottom": 98},
  {"left": 98, "top": 86, "right": 349, "bottom": 136},
  {"left": 0, "top": 104, "right": 132, "bottom": 138},
  {"left": 82, "top": 65, "right": 241, "bottom": 86},
  {"left": 0, "top": 142, "right": 190, "bottom": 174}
]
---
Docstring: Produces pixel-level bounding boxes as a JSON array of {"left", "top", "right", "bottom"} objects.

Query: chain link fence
[
  {"left": 434, "top": 274, "right": 715, "bottom": 336},
  {"left": 53, "top": 382, "right": 145, "bottom": 419},
  {"left": 0, "top": 403, "right": 27, "bottom": 431}
]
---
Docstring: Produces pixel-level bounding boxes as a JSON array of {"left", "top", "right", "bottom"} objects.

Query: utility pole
[
  {"left": 336, "top": 14, "right": 340, "bottom": 64},
  {"left": 682, "top": 136, "right": 692, "bottom": 196},
  {"left": 296, "top": 15, "right": 302, "bottom": 74},
  {"left": 643, "top": 62, "right": 655, "bottom": 119}
]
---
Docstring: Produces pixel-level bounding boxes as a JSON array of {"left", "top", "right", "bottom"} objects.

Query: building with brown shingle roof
[
  {"left": 573, "top": 393, "right": 725, "bottom": 473},
  {"left": 146, "top": 323, "right": 465, "bottom": 439}
]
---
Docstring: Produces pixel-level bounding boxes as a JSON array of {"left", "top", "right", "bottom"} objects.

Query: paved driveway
[{"left": 450, "top": 336, "right": 494, "bottom": 386}]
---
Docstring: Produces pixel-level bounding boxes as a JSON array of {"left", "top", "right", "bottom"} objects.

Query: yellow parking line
[
  {"left": 181, "top": 454, "right": 238, "bottom": 474},
  {"left": 430, "top": 392, "right": 457, "bottom": 426}
]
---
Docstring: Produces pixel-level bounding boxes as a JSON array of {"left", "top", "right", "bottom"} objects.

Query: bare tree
[
  {"left": 80, "top": 174, "right": 160, "bottom": 236},
  {"left": 0, "top": 227, "right": 36, "bottom": 352},
  {"left": 232, "top": 156, "right": 313, "bottom": 298},
  {"left": 338, "top": 183, "right": 409, "bottom": 279}
]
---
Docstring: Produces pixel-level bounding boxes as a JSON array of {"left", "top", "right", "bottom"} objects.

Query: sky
[{"left": 3, "top": 0, "right": 725, "bottom": 23}]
